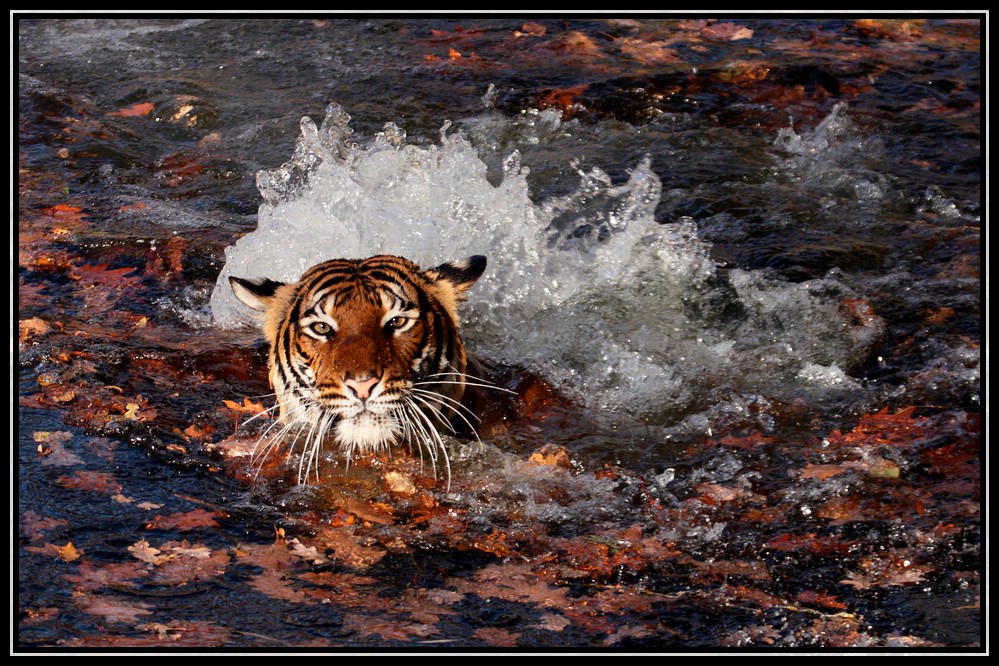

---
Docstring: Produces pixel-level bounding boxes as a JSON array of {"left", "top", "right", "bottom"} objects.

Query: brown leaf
[
  {"left": 183, "top": 423, "right": 214, "bottom": 442},
  {"left": 342, "top": 613, "right": 438, "bottom": 643},
  {"left": 528, "top": 444, "right": 572, "bottom": 469},
  {"left": 235, "top": 540, "right": 324, "bottom": 603},
  {"left": 707, "top": 432, "right": 777, "bottom": 449},
  {"left": 852, "top": 19, "right": 919, "bottom": 41},
  {"left": 536, "top": 84, "right": 588, "bottom": 118},
  {"left": 473, "top": 627, "right": 520, "bottom": 647},
  {"left": 796, "top": 589, "right": 849, "bottom": 610},
  {"left": 20, "top": 607, "right": 61, "bottom": 626},
  {"left": 701, "top": 22, "right": 754, "bottom": 41},
  {"left": 19, "top": 317, "right": 51, "bottom": 343},
  {"left": 312, "top": 526, "right": 388, "bottom": 569},
  {"left": 109, "top": 101, "right": 155, "bottom": 117},
  {"left": 824, "top": 406, "right": 933, "bottom": 450},
  {"left": 128, "top": 538, "right": 166, "bottom": 565},
  {"left": 222, "top": 397, "right": 268, "bottom": 416},
  {"left": 800, "top": 462, "right": 855, "bottom": 480},
  {"left": 78, "top": 595, "right": 154, "bottom": 623},
  {"left": 150, "top": 541, "right": 231, "bottom": 586},
  {"left": 617, "top": 37, "right": 682, "bottom": 65},
  {"left": 145, "top": 508, "right": 224, "bottom": 531},
  {"left": 58, "top": 470, "right": 122, "bottom": 495},
  {"left": 514, "top": 22, "right": 546, "bottom": 38},
  {"left": 451, "top": 561, "right": 570, "bottom": 609},
  {"left": 26, "top": 541, "right": 83, "bottom": 562},
  {"left": 926, "top": 306, "right": 955, "bottom": 324},
  {"left": 33, "top": 430, "right": 84, "bottom": 467},
  {"left": 63, "top": 560, "right": 150, "bottom": 592},
  {"left": 764, "top": 532, "right": 856, "bottom": 555},
  {"left": 692, "top": 558, "right": 772, "bottom": 584},
  {"left": 20, "top": 510, "right": 69, "bottom": 542},
  {"left": 840, "top": 554, "right": 933, "bottom": 590}
]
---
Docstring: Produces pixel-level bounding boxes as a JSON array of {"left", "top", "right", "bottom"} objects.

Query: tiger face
[{"left": 230, "top": 254, "right": 486, "bottom": 482}]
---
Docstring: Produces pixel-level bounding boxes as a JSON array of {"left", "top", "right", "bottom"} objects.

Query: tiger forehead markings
[{"left": 229, "top": 254, "right": 487, "bottom": 483}]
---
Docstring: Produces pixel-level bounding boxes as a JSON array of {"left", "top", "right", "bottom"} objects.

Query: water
[
  {"left": 17, "top": 17, "right": 981, "bottom": 650},
  {"left": 211, "top": 102, "right": 888, "bottom": 424}
]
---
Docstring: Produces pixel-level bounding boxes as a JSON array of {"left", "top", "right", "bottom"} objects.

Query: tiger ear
[
  {"left": 229, "top": 275, "right": 286, "bottom": 312},
  {"left": 431, "top": 255, "right": 486, "bottom": 294}
]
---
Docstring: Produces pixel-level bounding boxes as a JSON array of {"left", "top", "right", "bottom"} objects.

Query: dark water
[{"left": 17, "top": 16, "right": 982, "bottom": 651}]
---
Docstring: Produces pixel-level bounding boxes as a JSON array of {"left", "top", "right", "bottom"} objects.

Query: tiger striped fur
[{"left": 230, "top": 254, "right": 488, "bottom": 483}]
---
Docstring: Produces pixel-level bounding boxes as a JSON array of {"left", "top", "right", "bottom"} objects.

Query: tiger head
[{"left": 229, "top": 254, "right": 486, "bottom": 481}]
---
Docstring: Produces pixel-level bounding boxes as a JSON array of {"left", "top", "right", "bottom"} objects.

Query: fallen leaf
[
  {"left": 33, "top": 430, "right": 84, "bottom": 466},
  {"left": 26, "top": 541, "right": 83, "bottom": 562},
  {"left": 513, "top": 22, "right": 546, "bottom": 38},
  {"left": 145, "top": 508, "right": 223, "bottom": 531},
  {"left": 796, "top": 589, "right": 848, "bottom": 610},
  {"left": 702, "top": 22, "right": 754, "bottom": 41},
  {"left": 473, "top": 627, "right": 520, "bottom": 647},
  {"left": 20, "top": 510, "right": 70, "bottom": 542},
  {"left": 19, "top": 317, "right": 51, "bottom": 343},
  {"left": 764, "top": 532, "right": 856, "bottom": 555},
  {"left": 63, "top": 560, "right": 150, "bottom": 592},
  {"left": 109, "top": 101, "right": 155, "bottom": 117},
  {"left": 150, "top": 541, "right": 231, "bottom": 586},
  {"left": 78, "top": 595, "right": 154, "bottom": 623},
  {"left": 130, "top": 621, "right": 234, "bottom": 646},
  {"left": 852, "top": 19, "right": 919, "bottom": 41},
  {"left": 451, "top": 561, "right": 570, "bottom": 609},
  {"left": 20, "top": 607, "right": 61, "bottom": 626},
  {"left": 617, "top": 37, "right": 682, "bottom": 65},
  {"left": 222, "top": 397, "right": 267, "bottom": 416},
  {"left": 840, "top": 554, "right": 933, "bottom": 590},
  {"left": 58, "top": 470, "right": 122, "bottom": 495},
  {"left": 128, "top": 538, "right": 165, "bottom": 565},
  {"left": 536, "top": 84, "right": 588, "bottom": 117},
  {"left": 528, "top": 444, "right": 572, "bottom": 469}
]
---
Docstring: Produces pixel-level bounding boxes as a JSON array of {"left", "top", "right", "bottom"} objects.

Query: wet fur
[{"left": 230, "top": 255, "right": 491, "bottom": 485}]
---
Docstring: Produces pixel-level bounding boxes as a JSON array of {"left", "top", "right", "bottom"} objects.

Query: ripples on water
[{"left": 17, "top": 17, "right": 980, "bottom": 650}]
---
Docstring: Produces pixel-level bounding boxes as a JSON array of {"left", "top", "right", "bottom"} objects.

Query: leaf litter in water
[{"left": 16, "top": 17, "right": 980, "bottom": 649}]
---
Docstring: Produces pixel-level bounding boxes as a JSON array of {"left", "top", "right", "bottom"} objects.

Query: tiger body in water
[{"left": 230, "top": 254, "right": 490, "bottom": 483}]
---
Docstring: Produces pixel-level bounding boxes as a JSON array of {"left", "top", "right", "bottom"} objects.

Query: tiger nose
[{"left": 344, "top": 376, "right": 380, "bottom": 401}]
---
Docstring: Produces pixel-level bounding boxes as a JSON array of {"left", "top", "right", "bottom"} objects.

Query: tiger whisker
[
  {"left": 410, "top": 385, "right": 480, "bottom": 423},
  {"left": 402, "top": 397, "right": 451, "bottom": 489},
  {"left": 411, "top": 388, "right": 481, "bottom": 436},
  {"left": 420, "top": 371, "right": 517, "bottom": 395}
]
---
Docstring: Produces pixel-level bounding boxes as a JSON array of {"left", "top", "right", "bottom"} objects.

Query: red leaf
[
  {"left": 765, "top": 532, "right": 856, "bottom": 555},
  {"left": 145, "top": 508, "right": 224, "bottom": 531},
  {"left": 78, "top": 595, "right": 154, "bottom": 623},
  {"left": 70, "top": 262, "right": 138, "bottom": 285},
  {"left": 57, "top": 470, "right": 122, "bottom": 494},
  {"left": 701, "top": 22, "right": 754, "bottom": 41},
  {"left": 109, "top": 101, "right": 155, "bottom": 118},
  {"left": 796, "top": 589, "right": 849, "bottom": 610}
]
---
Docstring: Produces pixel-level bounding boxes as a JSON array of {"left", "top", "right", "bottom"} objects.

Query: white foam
[{"left": 211, "top": 104, "right": 883, "bottom": 418}]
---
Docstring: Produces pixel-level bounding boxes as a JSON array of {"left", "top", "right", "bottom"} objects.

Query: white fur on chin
[{"left": 335, "top": 411, "right": 402, "bottom": 454}]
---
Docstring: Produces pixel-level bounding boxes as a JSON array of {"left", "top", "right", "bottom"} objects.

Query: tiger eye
[
  {"left": 385, "top": 316, "right": 409, "bottom": 331},
  {"left": 310, "top": 321, "right": 333, "bottom": 337}
]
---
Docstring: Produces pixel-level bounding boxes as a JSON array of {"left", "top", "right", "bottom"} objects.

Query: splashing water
[{"left": 211, "top": 103, "right": 883, "bottom": 420}]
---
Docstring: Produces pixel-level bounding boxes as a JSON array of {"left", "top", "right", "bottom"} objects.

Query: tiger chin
[{"left": 229, "top": 254, "right": 488, "bottom": 485}]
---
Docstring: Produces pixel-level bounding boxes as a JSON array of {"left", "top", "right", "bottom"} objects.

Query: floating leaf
[
  {"left": 145, "top": 508, "right": 224, "bottom": 532},
  {"left": 19, "top": 317, "right": 51, "bottom": 343},
  {"left": 78, "top": 595, "right": 154, "bottom": 623},
  {"left": 128, "top": 539, "right": 165, "bottom": 565},
  {"left": 58, "top": 470, "right": 122, "bottom": 495},
  {"left": 222, "top": 397, "right": 267, "bottom": 416},
  {"left": 26, "top": 541, "right": 83, "bottom": 562},
  {"left": 109, "top": 101, "right": 155, "bottom": 117},
  {"left": 701, "top": 22, "right": 754, "bottom": 41}
]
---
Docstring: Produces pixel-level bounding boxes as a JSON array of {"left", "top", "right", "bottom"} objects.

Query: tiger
[{"left": 229, "top": 254, "right": 489, "bottom": 484}]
